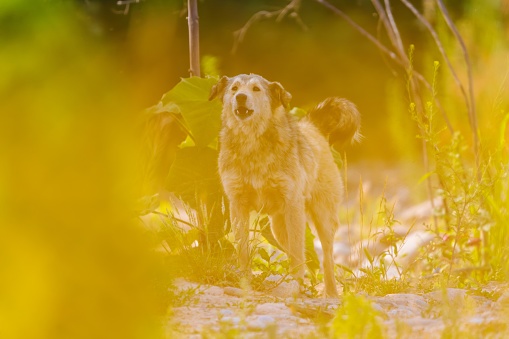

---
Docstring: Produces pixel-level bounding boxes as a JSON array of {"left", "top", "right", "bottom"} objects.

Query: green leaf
[
  {"left": 337, "top": 263, "right": 355, "bottom": 276},
  {"left": 165, "top": 146, "right": 222, "bottom": 207},
  {"left": 498, "top": 113, "right": 509, "bottom": 149},
  {"left": 145, "top": 100, "right": 181, "bottom": 115},
  {"left": 179, "top": 135, "right": 196, "bottom": 148},
  {"left": 289, "top": 107, "right": 307, "bottom": 118},
  {"left": 163, "top": 226, "right": 200, "bottom": 253},
  {"left": 363, "top": 247, "right": 374, "bottom": 265},
  {"left": 330, "top": 146, "right": 344, "bottom": 170},
  {"left": 305, "top": 225, "right": 320, "bottom": 280},
  {"left": 418, "top": 171, "right": 434, "bottom": 185},
  {"left": 162, "top": 77, "right": 222, "bottom": 147},
  {"left": 260, "top": 222, "right": 320, "bottom": 280},
  {"left": 258, "top": 247, "right": 271, "bottom": 263},
  {"left": 135, "top": 194, "right": 160, "bottom": 216}
]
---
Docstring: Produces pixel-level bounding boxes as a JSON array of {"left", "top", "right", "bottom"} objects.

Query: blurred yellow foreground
[{"left": 0, "top": 3, "right": 167, "bottom": 338}]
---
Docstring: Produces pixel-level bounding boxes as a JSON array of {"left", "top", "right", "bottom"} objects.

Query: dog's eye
[
  {"left": 231, "top": 86, "right": 238, "bottom": 91},
  {"left": 253, "top": 86, "right": 260, "bottom": 92}
]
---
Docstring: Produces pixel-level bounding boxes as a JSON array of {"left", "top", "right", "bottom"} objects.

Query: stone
[
  {"left": 219, "top": 309, "right": 234, "bottom": 317},
  {"left": 498, "top": 291, "right": 509, "bottom": 307},
  {"left": 333, "top": 242, "right": 351, "bottom": 265},
  {"left": 220, "top": 316, "right": 240, "bottom": 326},
  {"left": 387, "top": 306, "right": 419, "bottom": 318},
  {"left": 173, "top": 278, "right": 200, "bottom": 292},
  {"left": 206, "top": 286, "right": 224, "bottom": 296},
  {"left": 399, "top": 198, "right": 442, "bottom": 221},
  {"left": 258, "top": 315, "right": 276, "bottom": 323},
  {"left": 267, "top": 280, "right": 300, "bottom": 298},
  {"left": 247, "top": 315, "right": 276, "bottom": 331},
  {"left": 255, "top": 303, "right": 292, "bottom": 315},
  {"left": 426, "top": 288, "right": 467, "bottom": 302},
  {"left": 381, "top": 293, "right": 428, "bottom": 309},
  {"left": 389, "top": 231, "right": 435, "bottom": 269},
  {"left": 246, "top": 319, "right": 266, "bottom": 331},
  {"left": 370, "top": 302, "right": 384, "bottom": 313},
  {"left": 223, "top": 287, "right": 246, "bottom": 297},
  {"left": 403, "top": 318, "right": 444, "bottom": 331}
]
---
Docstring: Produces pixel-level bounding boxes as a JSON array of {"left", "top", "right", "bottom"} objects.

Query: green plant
[
  {"left": 139, "top": 77, "right": 240, "bottom": 288},
  {"left": 338, "top": 179, "right": 413, "bottom": 296},
  {"left": 484, "top": 112, "right": 509, "bottom": 280},
  {"left": 167, "top": 283, "right": 199, "bottom": 308},
  {"left": 252, "top": 247, "right": 291, "bottom": 286},
  {"left": 405, "top": 59, "right": 509, "bottom": 285},
  {"left": 330, "top": 293, "right": 385, "bottom": 338},
  {"left": 159, "top": 204, "right": 240, "bottom": 286}
]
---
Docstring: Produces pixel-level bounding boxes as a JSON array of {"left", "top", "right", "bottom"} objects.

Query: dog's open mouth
[{"left": 235, "top": 106, "right": 254, "bottom": 119}]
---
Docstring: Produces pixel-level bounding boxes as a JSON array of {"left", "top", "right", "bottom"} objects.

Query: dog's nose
[{"left": 235, "top": 93, "right": 247, "bottom": 104}]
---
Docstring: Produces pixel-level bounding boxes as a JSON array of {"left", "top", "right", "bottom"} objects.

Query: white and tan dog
[{"left": 210, "top": 74, "right": 360, "bottom": 297}]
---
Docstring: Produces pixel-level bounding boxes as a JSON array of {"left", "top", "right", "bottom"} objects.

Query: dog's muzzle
[{"left": 235, "top": 106, "right": 254, "bottom": 119}]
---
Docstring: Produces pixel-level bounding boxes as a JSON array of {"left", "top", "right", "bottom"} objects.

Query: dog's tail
[{"left": 307, "top": 97, "right": 362, "bottom": 147}]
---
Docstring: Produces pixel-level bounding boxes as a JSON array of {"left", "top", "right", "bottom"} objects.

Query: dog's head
[{"left": 209, "top": 74, "right": 292, "bottom": 121}]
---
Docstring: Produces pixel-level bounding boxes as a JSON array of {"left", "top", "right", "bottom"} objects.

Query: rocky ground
[{"left": 167, "top": 279, "right": 509, "bottom": 338}]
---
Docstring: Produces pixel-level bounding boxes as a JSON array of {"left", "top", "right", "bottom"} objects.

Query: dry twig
[
  {"left": 113, "top": 0, "right": 142, "bottom": 15},
  {"left": 233, "top": 0, "right": 307, "bottom": 53},
  {"left": 436, "top": 0, "right": 479, "bottom": 169}
]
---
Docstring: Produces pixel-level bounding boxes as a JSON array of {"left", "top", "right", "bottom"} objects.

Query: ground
[{"left": 167, "top": 279, "right": 509, "bottom": 338}]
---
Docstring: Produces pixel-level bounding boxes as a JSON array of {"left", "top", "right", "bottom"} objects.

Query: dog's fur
[{"left": 209, "top": 74, "right": 360, "bottom": 297}]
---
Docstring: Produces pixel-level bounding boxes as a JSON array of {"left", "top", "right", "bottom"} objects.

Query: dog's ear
[
  {"left": 269, "top": 81, "right": 292, "bottom": 109},
  {"left": 209, "top": 76, "right": 229, "bottom": 101}
]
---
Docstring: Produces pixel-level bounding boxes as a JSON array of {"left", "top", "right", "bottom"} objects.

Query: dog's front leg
[
  {"left": 284, "top": 199, "right": 306, "bottom": 282},
  {"left": 230, "top": 201, "right": 251, "bottom": 273}
]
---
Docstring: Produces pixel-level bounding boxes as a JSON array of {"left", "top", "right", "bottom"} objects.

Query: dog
[{"left": 209, "top": 74, "right": 360, "bottom": 297}]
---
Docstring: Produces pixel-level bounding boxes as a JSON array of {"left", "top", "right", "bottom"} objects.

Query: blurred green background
[
  {"left": 14, "top": 0, "right": 502, "bottom": 161},
  {"left": 1, "top": 0, "right": 508, "bottom": 338}
]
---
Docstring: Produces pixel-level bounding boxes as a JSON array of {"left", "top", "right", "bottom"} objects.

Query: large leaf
[
  {"left": 162, "top": 77, "right": 222, "bottom": 147},
  {"left": 165, "top": 146, "right": 222, "bottom": 207}
]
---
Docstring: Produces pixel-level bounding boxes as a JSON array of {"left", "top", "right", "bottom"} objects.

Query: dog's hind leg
[
  {"left": 270, "top": 207, "right": 306, "bottom": 280},
  {"left": 284, "top": 201, "right": 307, "bottom": 282},
  {"left": 309, "top": 208, "right": 339, "bottom": 298},
  {"left": 269, "top": 213, "right": 289, "bottom": 253}
]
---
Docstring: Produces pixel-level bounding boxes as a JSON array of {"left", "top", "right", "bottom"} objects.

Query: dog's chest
[
  {"left": 225, "top": 145, "right": 277, "bottom": 189},
  {"left": 219, "top": 128, "right": 291, "bottom": 189}
]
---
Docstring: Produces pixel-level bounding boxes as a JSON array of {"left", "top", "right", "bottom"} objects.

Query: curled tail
[{"left": 307, "top": 97, "right": 362, "bottom": 147}]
